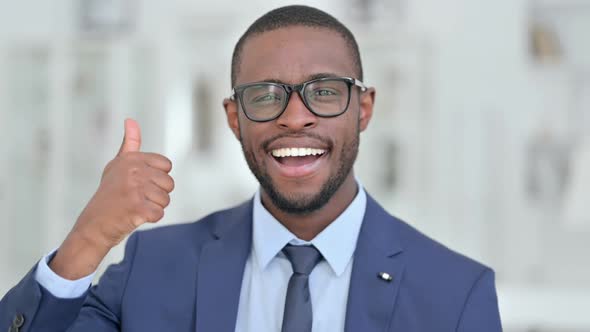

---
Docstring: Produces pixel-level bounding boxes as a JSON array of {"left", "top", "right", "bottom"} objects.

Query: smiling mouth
[
  {"left": 268, "top": 147, "right": 328, "bottom": 177},
  {"left": 272, "top": 147, "right": 326, "bottom": 163}
]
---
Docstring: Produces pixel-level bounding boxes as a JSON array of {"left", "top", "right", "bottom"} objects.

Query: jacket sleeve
[
  {"left": 456, "top": 268, "right": 503, "bottom": 332},
  {"left": 0, "top": 233, "right": 140, "bottom": 332},
  {"left": 0, "top": 264, "right": 87, "bottom": 331}
]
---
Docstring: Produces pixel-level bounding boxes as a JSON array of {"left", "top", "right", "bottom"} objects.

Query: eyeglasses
[{"left": 230, "top": 77, "right": 367, "bottom": 122}]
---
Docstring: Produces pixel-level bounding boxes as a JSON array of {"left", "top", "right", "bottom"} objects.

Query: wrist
[{"left": 49, "top": 230, "right": 110, "bottom": 280}]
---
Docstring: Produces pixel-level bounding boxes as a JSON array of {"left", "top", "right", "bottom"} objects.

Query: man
[{"left": 0, "top": 5, "right": 502, "bottom": 331}]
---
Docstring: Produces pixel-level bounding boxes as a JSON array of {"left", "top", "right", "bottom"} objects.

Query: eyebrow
[{"left": 259, "top": 72, "right": 342, "bottom": 85}]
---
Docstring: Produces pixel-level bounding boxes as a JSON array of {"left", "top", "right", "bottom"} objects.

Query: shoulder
[
  {"left": 375, "top": 207, "right": 500, "bottom": 329},
  {"left": 130, "top": 199, "right": 252, "bottom": 257},
  {"left": 365, "top": 196, "right": 498, "bottom": 324},
  {"left": 366, "top": 195, "right": 492, "bottom": 288},
  {"left": 395, "top": 215, "right": 490, "bottom": 278}
]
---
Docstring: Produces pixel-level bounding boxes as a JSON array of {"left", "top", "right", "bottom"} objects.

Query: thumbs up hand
[{"left": 49, "top": 119, "right": 175, "bottom": 279}]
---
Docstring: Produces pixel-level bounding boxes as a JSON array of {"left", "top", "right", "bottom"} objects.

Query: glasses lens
[
  {"left": 242, "top": 84, "right": 286, "bottom": 121},
  {"left": 304, "top": 79, "right": 350, "bottom": 116}
]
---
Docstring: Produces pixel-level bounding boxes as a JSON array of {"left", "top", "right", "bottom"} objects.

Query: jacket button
[{"left": 12, "top": 313, "right": 24, "bottom": 327}]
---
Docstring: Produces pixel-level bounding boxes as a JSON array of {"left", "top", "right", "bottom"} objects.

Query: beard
[{"left": 240, "top": 127, "right": 359, "bottom": 215}]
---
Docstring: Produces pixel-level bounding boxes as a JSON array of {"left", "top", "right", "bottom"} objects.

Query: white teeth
[{"left": 271, "top": 147, "right": 326, "bottom": 158}]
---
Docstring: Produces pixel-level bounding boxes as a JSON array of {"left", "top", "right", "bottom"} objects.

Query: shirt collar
[{"left": 252, "top": 182, "right": 367, "bottom": 277}]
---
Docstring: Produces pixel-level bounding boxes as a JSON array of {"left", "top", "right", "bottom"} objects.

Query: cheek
[
  {"left": 239, "top": 120, "right": 268, "bottom": 154},
  {"left": 327, "top": 114, "right": 359, "bottom": 144},
  {"left": 237, "top": 113, "right": 252, "bottom": 141}
]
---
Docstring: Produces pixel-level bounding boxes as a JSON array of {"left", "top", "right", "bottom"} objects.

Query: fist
[{"left": 73, "top": 119, "right": 175, "bottom": 249}]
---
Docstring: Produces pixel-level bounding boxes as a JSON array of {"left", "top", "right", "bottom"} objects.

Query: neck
[{"left": 260, "top": 173, "right": 358, "bottom": 241}]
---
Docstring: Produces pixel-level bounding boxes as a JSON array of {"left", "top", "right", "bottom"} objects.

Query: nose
[{"left": 275, "top": 92, "right": 318, "bottom": 130}]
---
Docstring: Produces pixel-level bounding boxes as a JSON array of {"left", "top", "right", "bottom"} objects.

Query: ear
[
  {"left": 358, "top": 87, "right": 375, "bottom": 132},
  {"left": 223, "top": 98, "right": 241, "bottom": 140}
]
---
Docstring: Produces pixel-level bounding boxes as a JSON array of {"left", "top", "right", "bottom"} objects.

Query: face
[{"left": 224, "top": 26, "right": 375, "bottom": 215}]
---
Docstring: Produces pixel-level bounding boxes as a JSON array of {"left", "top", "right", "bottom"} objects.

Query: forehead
[{"left": 236, "top": 26, "right": 356, "bottom": 86}]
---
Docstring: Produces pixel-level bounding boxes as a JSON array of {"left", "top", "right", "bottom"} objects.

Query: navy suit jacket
[{"left": 1, "top": 195, "right": 502, "bottom": 331}]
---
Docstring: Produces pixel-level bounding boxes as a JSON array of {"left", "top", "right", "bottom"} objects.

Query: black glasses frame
[{"left": 229, "top": 77, "right": 368, "bottom": 122}]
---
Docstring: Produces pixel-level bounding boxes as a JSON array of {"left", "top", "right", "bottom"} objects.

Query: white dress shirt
[{"left": 35, "top": 186, "right": 367, "bottom": 331}]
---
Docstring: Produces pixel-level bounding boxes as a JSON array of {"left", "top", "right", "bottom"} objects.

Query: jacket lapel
[
  {"left": 195, "top": 200, "right": 253, "bottom": 332},
  {"left": 345, "top": 195, "right": 405, "bottom": 332}
]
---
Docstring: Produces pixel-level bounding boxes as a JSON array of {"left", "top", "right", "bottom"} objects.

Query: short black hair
[{"left": 231, "top": 5, "right": 363, "bottom": 86}]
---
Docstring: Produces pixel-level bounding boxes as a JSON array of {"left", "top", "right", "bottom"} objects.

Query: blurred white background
[{"left": 1, "top": 0, "right": 589, "bottom": 331}]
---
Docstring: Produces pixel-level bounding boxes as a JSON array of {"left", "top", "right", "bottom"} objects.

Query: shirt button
[{"left": 12, "top": 313, "right": 25, "bottom": 327}]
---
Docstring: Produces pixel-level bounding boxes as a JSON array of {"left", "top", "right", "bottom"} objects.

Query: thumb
[{"left": 118, "top": 118, "right": 141, "bottom": 155}]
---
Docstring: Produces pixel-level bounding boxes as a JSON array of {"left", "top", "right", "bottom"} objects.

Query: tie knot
[{"left": 282, "top": 244, "right": 323, "bottom": 276}]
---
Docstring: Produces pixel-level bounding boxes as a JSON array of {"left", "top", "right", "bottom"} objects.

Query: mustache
[{"left": 261, "top": 132, "right": 333, "bottom": 151}]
